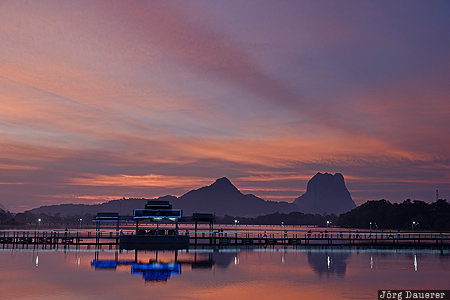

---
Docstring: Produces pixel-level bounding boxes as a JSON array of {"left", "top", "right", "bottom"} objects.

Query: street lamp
[
  {"left": 326, "top": 220, "right": 331, "bottom": 228},
  {"left": 412, "top": 221, "right": 419, "bottom": 231},
  {"left": 79, "top": 218, "right": 82, "bottom": 230},
  {"left": 370, "top": 222, "right": 372, "bottom": 230}
]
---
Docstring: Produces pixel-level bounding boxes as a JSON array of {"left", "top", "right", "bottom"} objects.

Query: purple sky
[{"left": 1, "top": 1, "right": 449, "bottom": 212}]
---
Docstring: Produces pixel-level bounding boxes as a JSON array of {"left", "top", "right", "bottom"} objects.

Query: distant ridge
[
  {"left": 172, "top": 177, "right": 297, "bottom": 216},
  {"left": 27, "top": 196, "right": 176, "bottom": 217},
  {"left": 294, "top": 172, "right": 356, "bottom": 215},
  {"left": 27, "top": 178, "right": 297, "bottom": 217},
  {"left": 27, "top": 173, "right": 356, "bottom": 217}
]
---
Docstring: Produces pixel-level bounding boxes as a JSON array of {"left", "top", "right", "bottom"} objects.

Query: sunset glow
[{"left": 1, "top": 1, "right": 449, "bottom": 211}]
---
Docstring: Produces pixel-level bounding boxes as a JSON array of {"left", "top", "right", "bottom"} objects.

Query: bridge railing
[{"left": 1, "top": 229, "right": 449, "bottom": 241}]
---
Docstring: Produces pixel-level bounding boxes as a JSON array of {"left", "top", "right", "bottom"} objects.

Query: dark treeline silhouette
[
  {"left": 1, "top": 209, "right": 337, "bottom": 228},
  {"left": 337, "top": 199, "right": 450, "bottom": 231},
  {"left": 217, "top": 212, "right": 338, "bottom": 226},
  {"left": 0, "top": 208, "right": 20, "bottom": 226},
  {"left": 0, "top": 208, "right": 95, "bottom": 228},
  {"left": 2, "top": 199, "right": 449, "bottom": 231}
]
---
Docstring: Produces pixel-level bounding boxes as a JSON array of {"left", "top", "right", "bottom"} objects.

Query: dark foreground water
[{"left": 0, "top": 246, "right": 449, "bottom": 300}]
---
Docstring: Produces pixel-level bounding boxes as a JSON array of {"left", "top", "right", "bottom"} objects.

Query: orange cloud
[
  {"left": 0, "top": 1, "right": 449, "bottom": 211},
  {"left": 70, "top": 173, "right": 211, "bottom": 189}
]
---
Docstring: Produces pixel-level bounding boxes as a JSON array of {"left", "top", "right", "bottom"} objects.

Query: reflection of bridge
[{"left": 90, "top": 250, "right": 216, "bottom": 282}]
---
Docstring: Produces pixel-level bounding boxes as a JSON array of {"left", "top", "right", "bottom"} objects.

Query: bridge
[{"left": 1, "top": 228, "right": 449, "bottom": 247}]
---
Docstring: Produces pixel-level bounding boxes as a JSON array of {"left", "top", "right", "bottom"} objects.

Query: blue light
[
  {"left": 90, "top": 260, "right": 117, "bottom": 269},
  {"left": 131, "top": 263, "right": 181, "bottom": 281}
]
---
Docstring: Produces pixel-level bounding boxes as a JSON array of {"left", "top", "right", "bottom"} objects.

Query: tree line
[
  {"left": 217, "top": 212, "right": 337, "bottom": 227},
  {"left": 1, "top": 198, "right": 449, "bottom": 231},
  {"left": 0, "top": 209, "right": 94, "bottom": 228},
  {"left": 337, "top": 199, "right": 450, "bottom": 231}
]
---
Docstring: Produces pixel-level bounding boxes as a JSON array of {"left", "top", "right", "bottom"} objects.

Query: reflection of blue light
[
  {"left": 132, "top": 263, "right": 181, "bottom": 281},
  {"left": 90, "top": 260, "right": 181, "bottom": 281},
  {"left": 91, "top": 260, "right": 117, "bottom": 269},
  {"left": 91, "top": 260, "right": 134, "bottom": 269}
]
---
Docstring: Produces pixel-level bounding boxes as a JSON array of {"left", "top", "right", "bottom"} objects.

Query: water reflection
[
  {"left": 213, "top": 251, "right": 235, "bottom": 268},
  {"left": 89, "top": 247, "right": 355, "bottom": 283},
  {"left": 89, "top": 247, "right": 445, "bottom": 282},
  {"left": 90, "top": 249, "right": 233, "bottom": 282},
  {"left": 132, "top": 262, "right": 181, "bottom": 281},
  {"left": 414, "top": 254, "right": 418, "bottom": 271},
  {"left": 307, "top": 250, "right": 350, "bottom": 277},
  {"left": 1, "top": 245, "right": 449, "bottom": 300},
  {"left": 32, "top": 248, "right": 39, "bottom": 267}
]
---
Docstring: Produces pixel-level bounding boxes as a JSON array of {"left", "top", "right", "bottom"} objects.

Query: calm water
[{"left": 0, "top": 246, "right": 449, "bottom": 300}]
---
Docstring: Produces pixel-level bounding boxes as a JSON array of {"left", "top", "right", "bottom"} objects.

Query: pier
[{"left": 1, "top": 228, "right": 449, "bottom": 248}]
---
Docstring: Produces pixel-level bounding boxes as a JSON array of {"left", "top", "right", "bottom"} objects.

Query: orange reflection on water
[{"left": 0, "top": 247, "right": 449, "bottom": 300}]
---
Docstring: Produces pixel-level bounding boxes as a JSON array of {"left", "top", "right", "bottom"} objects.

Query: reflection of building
[
  {"left": 90, "top": 249, "right": 234, "bottom": 282},
  {"left": 132, "top": 263, "right": 181, "bottom": 281},
  {"left": 90, "top": 259, "right": 181, "bottom": 281},
  {"left": 307, "top": 250, "right": 350, "bottom": 277}
]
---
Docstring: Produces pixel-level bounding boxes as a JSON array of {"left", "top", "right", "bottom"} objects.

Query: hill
[
  {"left": 27, "top": 173, "right": 358, "bottom": 218},
  {"left": 27, "top": 178, "right": 297, "bottom": 217},
  {"left": 172, "top": 177, "right": 297, "bottom": 216},
  {"left": 294, "top": 172, "right": 356, "bottom": 215}
]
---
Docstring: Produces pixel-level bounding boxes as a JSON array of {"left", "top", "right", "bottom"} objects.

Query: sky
[{"left": 1, "top": 0, "right": 450, "bottom": 212}]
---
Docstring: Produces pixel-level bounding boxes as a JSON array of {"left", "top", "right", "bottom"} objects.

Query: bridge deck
[{"left": 1, "top": 229, "right": 449, "bottom": 247}]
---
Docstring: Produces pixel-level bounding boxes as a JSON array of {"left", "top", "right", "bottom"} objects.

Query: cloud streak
[{"left": 0, "top": 1, "right": 449, "bottom": 211}]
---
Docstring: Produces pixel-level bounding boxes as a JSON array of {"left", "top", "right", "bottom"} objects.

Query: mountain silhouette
[
  {"left": 172, "top": 177, "right": 297, "bottom": 216},
  {"left": 294, "top": 172, "right": 356, "bottom": 215},
  {"left": 27, "top": 174, "right": 356, "bottom": 217},
  {"left": 27, "top": 177, "right": 297, "bottom": 217},
  {"left": 26, "top": 195, "right": 178, "bottom": 217}
]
